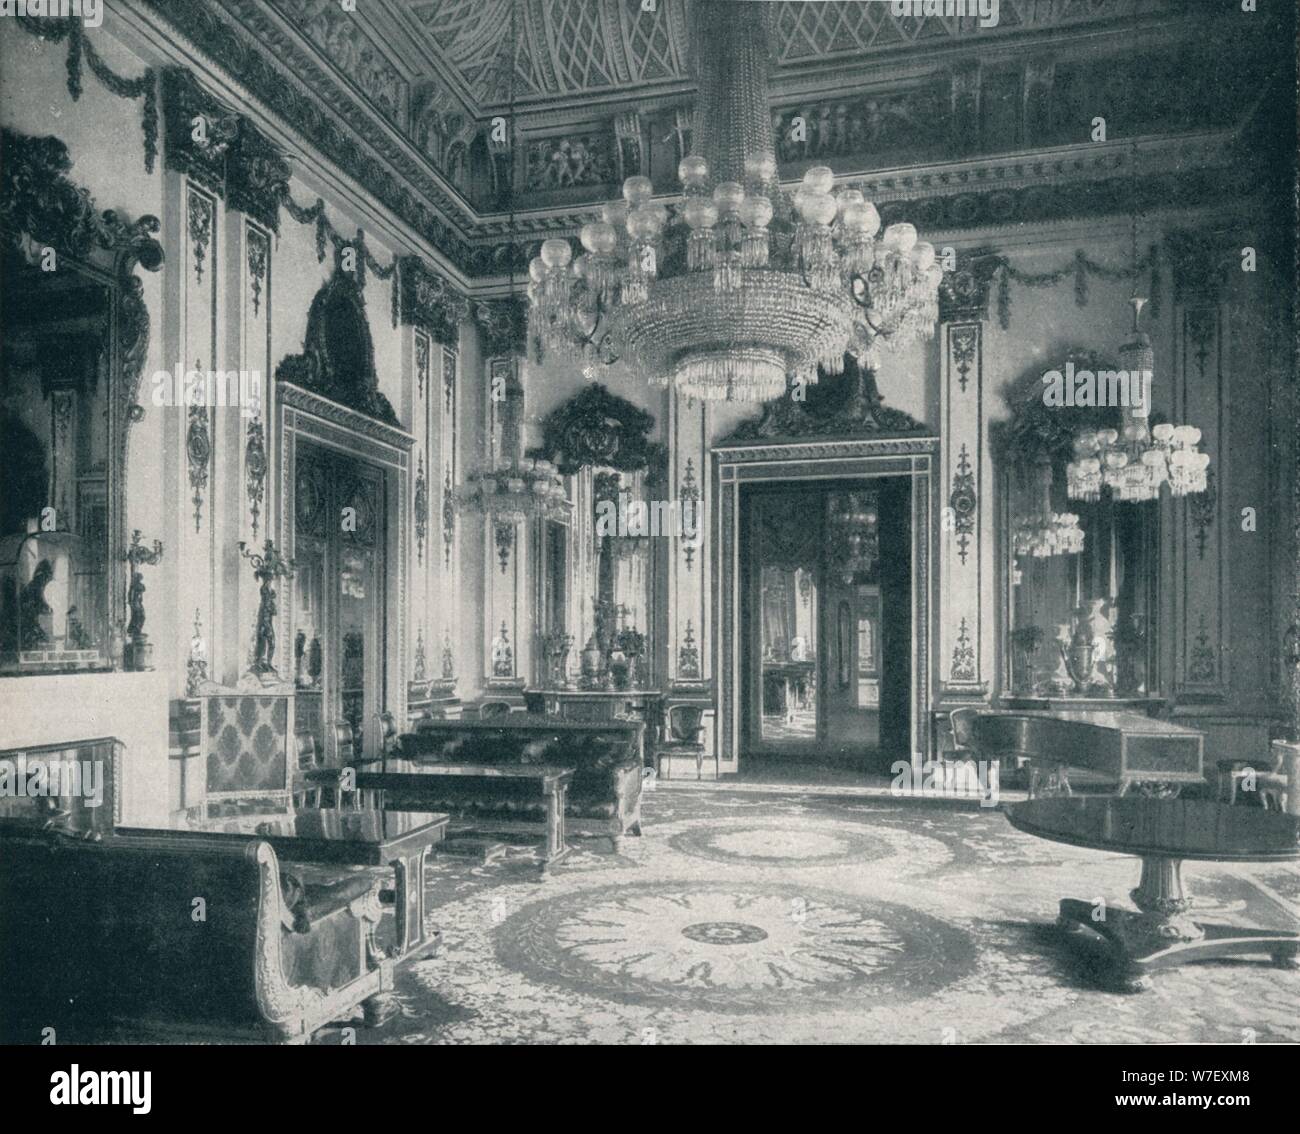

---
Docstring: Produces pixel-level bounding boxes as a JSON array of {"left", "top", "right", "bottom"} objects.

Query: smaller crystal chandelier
[
  {"left": 829, "top": 490, "right": 880, "bottom": 583},
  {"left": 1066, "top": 297, "right": 1209, "bottom": 504},
  {"left": 456, "top": 457, "right": 568, "bottom": 522},
  {"left": 1015, "top": 456, "right": 1085, "bottom": 558}
]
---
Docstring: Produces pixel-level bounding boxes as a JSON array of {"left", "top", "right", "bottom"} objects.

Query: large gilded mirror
[
  {"left": 994, "top": 351, "right": 1160, "bottom": 706},
  {"left": 0, "top": 131, "right": 163, "bottom": 675}
]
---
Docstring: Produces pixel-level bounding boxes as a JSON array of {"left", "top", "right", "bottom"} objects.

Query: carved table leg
[
  {"left": 390, "top": 845, "right": 439, "bottom": 958},
  {"left": 539, "top": 782, "right": 571, "bottom": 878},
  {"left": 1054, "top": 854, "right": 1300, "bottom": 991}
]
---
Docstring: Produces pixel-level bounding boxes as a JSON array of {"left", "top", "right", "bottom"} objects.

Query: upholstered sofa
[
  {"left": 0, "top": 823, "right": 393, "bottom": 1044},
  {"left": 393, "top": 716, "right": 645, "bottom": 848}
]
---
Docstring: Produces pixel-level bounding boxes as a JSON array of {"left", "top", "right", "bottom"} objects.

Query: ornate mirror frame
[
  {"left": 991, "top": 348, "right": 1163, "bottom": 705},
  {"left": 1, "top": 130, "right": 164, "bottom": 655}
]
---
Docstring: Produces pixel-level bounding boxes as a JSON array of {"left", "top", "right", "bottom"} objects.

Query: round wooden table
[{"left": 1006, "top": 796, "right": 1300, "bottom": 991}]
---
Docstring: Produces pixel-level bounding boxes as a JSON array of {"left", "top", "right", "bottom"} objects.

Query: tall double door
[
  {"left": 741, "top": 478, "right": 911, "bottom": 769},
  {"left": 293, "top": 443, "right": 387, "bottom": 765}
]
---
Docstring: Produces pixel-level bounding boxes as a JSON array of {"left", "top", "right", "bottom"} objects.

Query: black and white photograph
[{"left": 1, "top": 0, "right": 1298, "bottom": 1079}]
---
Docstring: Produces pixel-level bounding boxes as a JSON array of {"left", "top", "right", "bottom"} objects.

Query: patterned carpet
[{"left": 327, "top": 787, "right": 1300, "bottom": 1045}]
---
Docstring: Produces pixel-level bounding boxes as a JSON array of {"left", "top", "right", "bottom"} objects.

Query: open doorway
[{"left": 740, "top": 478, "right": 912, "bottom": 775}]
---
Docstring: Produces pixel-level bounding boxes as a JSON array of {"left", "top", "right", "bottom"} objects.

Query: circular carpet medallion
[
  {"left": 495, "top": 881, "right": 977, "bottom": 1013},
  {"left": 667, "top": 822, "right": 893, "bottom": 868}
]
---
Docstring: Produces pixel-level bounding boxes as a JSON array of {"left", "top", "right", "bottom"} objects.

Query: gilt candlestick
[{"left": 239, "top": 539, "right": 296, "bottom": 680}]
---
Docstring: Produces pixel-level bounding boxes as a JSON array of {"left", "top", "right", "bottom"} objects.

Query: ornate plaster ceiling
[{"left": 402, "top": 0, "right": 1159, "bottom": 112}]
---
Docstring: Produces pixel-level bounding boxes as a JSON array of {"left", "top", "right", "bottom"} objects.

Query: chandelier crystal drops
[
  {"left": 1066, "top": 298, "right": 1210, "bottom": 504},
  {"left": 455, "top": 457, "right": 568, "bottom": 522},
  {"left": 1015, "top": 456, "right": 1085, "bottom": 558},
  {"left": 525, "top": 1, "right": 941, "bottom": 403}
]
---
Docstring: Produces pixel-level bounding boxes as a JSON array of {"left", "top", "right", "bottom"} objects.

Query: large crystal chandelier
[
  {"left": 526, "top": 0, "right": 941, "bottom": 402},
  {"left": 1066, "top": 297, "right": 1210, "bottom": 503}
]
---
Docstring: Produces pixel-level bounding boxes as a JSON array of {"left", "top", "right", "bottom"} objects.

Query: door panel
[
  {"left": 741, "top": 479, "right": 909, "bottom": 766},
  {"left": 293, "top": 444, "right": 386, "bottom": 768}
]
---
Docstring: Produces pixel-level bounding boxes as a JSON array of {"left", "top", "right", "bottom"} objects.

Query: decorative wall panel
[
  {"left": 1173, "top": 302, "right": 1228, "bottom": 700},
  {"left": 939, "top": 321, "right": 989, "bottom": 699}
]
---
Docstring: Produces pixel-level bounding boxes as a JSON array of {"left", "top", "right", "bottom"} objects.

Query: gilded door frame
[{"left": 714, "top": 436, "right": 938, "bottom": 777}]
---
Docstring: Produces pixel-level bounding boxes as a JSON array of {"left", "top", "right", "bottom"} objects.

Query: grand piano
[{"left": 970, "top": 710, "right": 1205, "bottom": 795}]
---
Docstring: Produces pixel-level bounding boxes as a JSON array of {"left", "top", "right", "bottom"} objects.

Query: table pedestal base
[{"left": 1057, "top": 853, "right": 1300, "bottom": 991}]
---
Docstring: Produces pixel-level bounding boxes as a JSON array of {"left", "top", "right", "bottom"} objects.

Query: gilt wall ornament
[
  {"left": 678, "top": 619, "right": 702, "bottom": 680},
  {"left": 948, "top": 444, "right": 976, "bottom": 566},
  {"left": 275, "top": 264, "right": 399, "bottom": 426},
  {"left": 1189, "top": 468, "right": 1217, "bottom": 561},
  {"left": 187, "top": 191, "right": 213, "bottom": 286},
  {"left": 163, "top": 67, "right": 239, "bottom": 194},
  {"left": 950, "top": 325, "right": 978, "bottom": 393},
  {"left": 398, "top": 254, "right": 468, "bottom": 345},
  {"left": 247, "top": 229, "right": 268, "bottom": 317},
  {"left": 414, "top": 453, "right": 428, "bottom": 564},
  {"left": 680, "top": 459, "right": 701, "bottom": 571},
  {"left": 533, "top": 384, "right": 665, "bottom": 476},
  {"left": 415, "top": 333, "right": 429, "bottom": 400},
  {"left": 245, "top": 418, "right": 267, "bottom": 539},
  {"left": 494, "top": 520, "right": 514, "bottom": 574},
  {"left": 187, "top": 398, "right": 211, "bottom": 532},
  {"left": 951, "top": 617, "right": 977, "bottom": 682},
  {"left": 413, "top": 628, "right": 427, "bottom": 684},
  {"left": 12, "top": 17, "right": 158, "bottom": 173},
  {"left": 472, "top": 295, "right": 529, "bottom": 359},
  {"left": 162, "top": 67, "right": 291, "bottom": 233},
  {"left": 722, "top": 354, "right": 927, "bottom": 444}
]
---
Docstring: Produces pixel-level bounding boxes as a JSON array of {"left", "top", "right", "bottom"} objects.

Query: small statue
[
  {"left": 18, "top": 559, "right": 54, "bottom": 648},
  {"left": 66, "top": 605, "right": 90, "bottom": 649},
  {"left": 187, "top": 608, "right": 209, "bottom": 696},
  {"left": 239, "top": 539, "right": 296, "bottom": 679},
  {"left": 122, "top": 530, "right": 164, "bottom": 670},
  {"left": 491, "top": 622, "right": 513, "bottom": 678}
]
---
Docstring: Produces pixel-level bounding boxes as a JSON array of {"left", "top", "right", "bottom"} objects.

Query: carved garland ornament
[{"left": 245, "top": 418, "right": 267, "bottom": 539}]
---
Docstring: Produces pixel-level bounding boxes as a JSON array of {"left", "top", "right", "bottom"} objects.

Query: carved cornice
[
  {"left": 279, "top": 382, "right": 414, "bottom": 453},
  {"left": 132, "top": 1, "right": 1263, "bottom": 281},
  {"left": 716, "top": 437, "right": 939, "bottom": 464},
  {"left": 143, "top": 0, "right": 480, "bottom": 268}
]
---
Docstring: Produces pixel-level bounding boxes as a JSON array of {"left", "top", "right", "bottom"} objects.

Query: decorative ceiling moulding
[
  {"left": 142, "top": 0, "right": 480, "bottom": 256},
  {"left": 136, "top": 2, "right": 1267, "bottom": 282},
  {"left": 403, "top": 0, "right": 1190, "bottom": 112}
]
